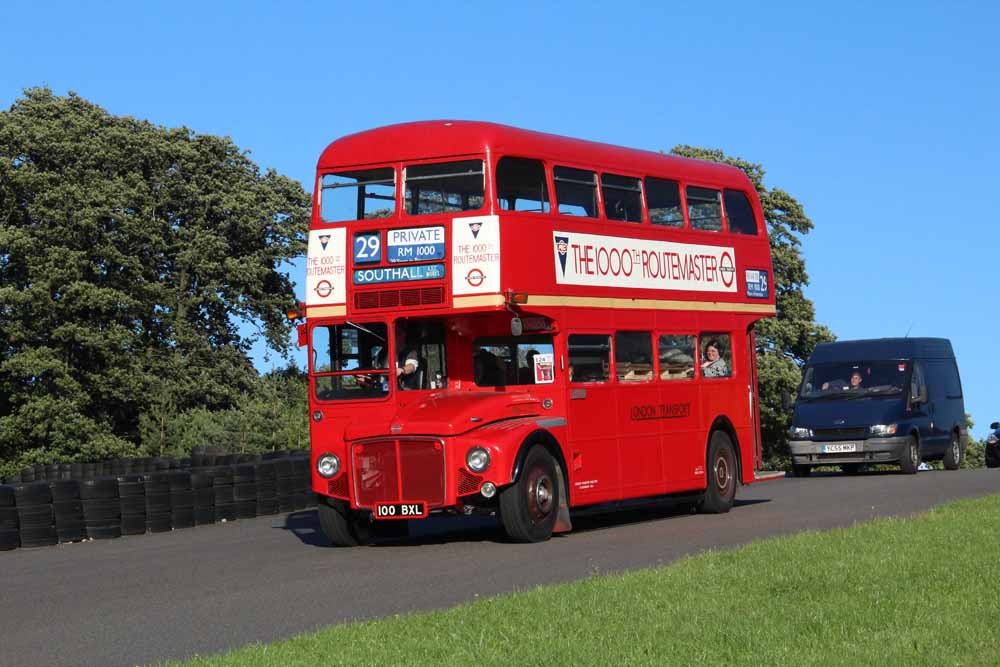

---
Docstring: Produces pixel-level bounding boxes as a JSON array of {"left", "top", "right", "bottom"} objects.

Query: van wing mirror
[{"left": 991, "top": 422, "right": 1000, "bottom": 430}]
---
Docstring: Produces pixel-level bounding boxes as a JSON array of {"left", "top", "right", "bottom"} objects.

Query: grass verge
[{"left": 170, "top": 495, "right": 1000, "bottom": 667}]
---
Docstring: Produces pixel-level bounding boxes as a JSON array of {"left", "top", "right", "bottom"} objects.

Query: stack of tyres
[
  {"left": 168, "top": 471, "right": 195, "bottom": 529},
  {"left": 144, "top": 472, "right": 172, "bottom": 533},
  {"left": 256, "top": 461, "right": 279, "bottom": 516},
  {"left": 275, "top": 458, "right": 297, "bottom": 513},
  {"left": 80, "top": 478, "right": 121, "bottom": 539},
  {"left": 50, "top": 480, "right": 86, "bottom": 543},
  {"left": 15, "top": 482, "right": 57, "bottom": 547},
  {"left": 118, "top": 475, "right": 147, "bottom": 535},
  {"left": 0, "top": 485, "right": 18, "bottom": 550},
  {"left": 191, "top": 471, "right": 215, "bottom": 526},
  {"left": 233, "top": 464, "right": 257, "bottom": 519},
  {"left": 212, "top": 466, "right": 236, "bottom": 522},
  {"left": 291, "top": 457, "right": 311, "bottom": 510}
]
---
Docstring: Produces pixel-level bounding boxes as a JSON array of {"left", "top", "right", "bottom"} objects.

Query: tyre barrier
[{"left": 0, "top": 452, "right": 313, "bottom": 552}]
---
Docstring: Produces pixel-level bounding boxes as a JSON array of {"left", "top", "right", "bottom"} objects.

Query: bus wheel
[
  {"left": 899, "top": 436, "right": 920, "bottom": 475},
  {"left": 318, "top": 497, "right": 370, "bottom": 547},
  {"left": 942, "top": 432, "right": 962, "bottom": 470},
  {"left": 499, "top": 445, "right": 559, "bottom": 543},
  {"left": 699, "top": 431, "right": 737, "bottom": 514}
]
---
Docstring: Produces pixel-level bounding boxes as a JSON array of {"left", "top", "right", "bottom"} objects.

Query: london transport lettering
[
  {"left": 554, "top": 231, "right": 737, "bottom": 293},
  {"left": 630, "top": 402, "right": 692, "bottom": 421}
]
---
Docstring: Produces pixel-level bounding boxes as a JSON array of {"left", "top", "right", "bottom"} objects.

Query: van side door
[{"left": 908, "top": 362, "right": 935, "bottom": 455}]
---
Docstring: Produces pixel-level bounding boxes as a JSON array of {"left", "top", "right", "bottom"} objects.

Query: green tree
[
  {"left": 669, "top": 146, "right": 835, "bottom": 464},
  {"left": 0, "top": 88, "right": 310, "bottom": 470}
]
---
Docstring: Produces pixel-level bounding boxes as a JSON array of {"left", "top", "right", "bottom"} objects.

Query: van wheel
[
  {"left": 698, "top": 431, "right": 737, "bottom": 513},
  {"left": 942, "top": 432, "right": 962, "bottom": 470},
  {"left": 499, "top": 445, "right": 559, "bottom": 543},
  {"left": 900, "top": 436, "right": 920, "bottom": 475},
  {"left": 318, "top": 498, "right": 371, "bottom": 547}
]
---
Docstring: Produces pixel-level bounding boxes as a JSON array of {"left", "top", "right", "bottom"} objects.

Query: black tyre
[
  {"left": 194, "top": 507, "right": 215, "bottom": 525},
  {"left": 147, "top": 514, "right": 173, "bottom": 533},
  {"left": 171, "top": 508, "right": 195, "bottom": 529},
  {"left": 15, "top": 481, "right": 52, "bottom": 506},
  {"left": 317, "top": 497, "right": 370, "bottom": 547},
  {"left": 121, "top": 515, "right": 147, "bottom": 535},
  {"left": 53, "top": 500, "right": 85, "bottom": 521},
  {"left": 17, "top": 505, "right": 54, "bottom": 527},
  {"left": 257, "top": 498, "right": 280, "bottom": 516},
  {"left": 83, "top": 498, "right": 120, "bottom": 523},
  {"left": 0, "top": 527, "right": 20, "bottom": 550},
  {"left": 235, "top": 500, "right": 258, "bottom": 519},
  {"left": 56, "top": 525, "right": 87, "bottom": 543},
  {"left": 840, "top": 463, "right": 864, "bottom": 475},
  {"left": 0, "top": 485, "right": 16, "bottom": 505},
  {"left": 88, "top": 525, "right": 122, "bottom": 540},
  {"left": 49, "top": 480, "right": 81, "bottom": 502},
  {"left": 80, "top": 478, "right": 119, "bottom": 501},
  {"left": 499, "top": 445, "right": 559, "bottom": 543},
  {"left": 942, "top": 432, "right": 962, "bottom": 471},
  {"left": 791, "top": 465, "right": 812, "bottom": 478},
  {"left": 698, "top": 431, "right": 738, "bottom": 514},
  {"left": 900, "top": 436, "right": 920, "bottom": 475},
  {"left": 19, "top": 525, "right": 57, "bottom": 547},
  {"left": 0, "top": 507, "right": 18, "bottom": 529},
  {"left": 214, "top": 504, "right": 237, "bottom": 522}
]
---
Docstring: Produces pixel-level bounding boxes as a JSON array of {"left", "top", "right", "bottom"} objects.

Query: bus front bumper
[{"left": 789, "top": 436, "right": 911, "bottom": 466}]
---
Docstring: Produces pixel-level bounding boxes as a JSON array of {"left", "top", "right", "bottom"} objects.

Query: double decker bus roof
[{"left": 317, "top": 121, "right": 752, "bottom": 188}]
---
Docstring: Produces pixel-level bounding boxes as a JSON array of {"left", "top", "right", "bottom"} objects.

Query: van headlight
[
  {"left": 466, "top": 447, "right": 491, "bottom": 473},
  {"left": 789, "top": 426, "right": 813, "bottom": 439},
  {"left": 317, "top": 453, "right": 341, "bottom": 478},
  {"left": 869, "top": 424, "right": 898, "bottom": 436}
]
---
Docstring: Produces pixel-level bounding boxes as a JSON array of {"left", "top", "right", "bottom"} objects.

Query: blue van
[{"left": 788, "top": 338, "right": 966, "bottom": 476}]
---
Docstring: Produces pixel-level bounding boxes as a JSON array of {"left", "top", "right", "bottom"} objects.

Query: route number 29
[{"left": 354, "top": 233, "right": 381, "bottom": 264}]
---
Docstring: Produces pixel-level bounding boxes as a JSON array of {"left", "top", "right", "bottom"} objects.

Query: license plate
[
  {"left": 374, "top": 502, "right": 427, "bottom": 520},
  {"left": 823, "top": 443, "right": 857, "bottom": 453}
]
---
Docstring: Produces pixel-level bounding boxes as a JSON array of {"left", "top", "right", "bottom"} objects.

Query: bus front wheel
[
  {"left": 698, "top": 431, "right": 737, "bottom": 514},
  {"left": 499, "top": 445, "right": 560, "bottom": 543},
  {"left": 318, "top": 497, "right": 370, "bottom": 547}
]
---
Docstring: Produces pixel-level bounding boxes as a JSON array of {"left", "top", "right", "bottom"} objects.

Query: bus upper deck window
[
  {"left": 723, "top": 190, "right": 758, "bottom": 235},
  {"left": 601, "top": 174, "right": 643, "bottom": 223},
  {"left": 496, "top": 157, "right": 550, "bottom": 213},
  {"left": 646, "top": 177, "right": 684, "bottom": 227},
  {"left": 405, "top": 160, "right": 484, "bottom": 215},
  {"left": 554, "top": 166, "right": 598, "bottom": 218},
  {"left": 320, "top": 168, "right": 395, "bottom": 222},
  {"left": 687, "top": 186, "right": 723, "bottom": 232}
]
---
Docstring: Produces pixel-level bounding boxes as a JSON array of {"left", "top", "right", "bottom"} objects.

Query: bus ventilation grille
[
  {"left": 354, "top": 287, "right": 445, "bottom": 310},
  {"left": 351, "top": 439, "right": 446, "bottom": 508},
  {"left": 327, "top": 474, "right": 349, "bottom": 499},
  {"left": 457, "top": 468, "right": 483, "bottom": 496}
]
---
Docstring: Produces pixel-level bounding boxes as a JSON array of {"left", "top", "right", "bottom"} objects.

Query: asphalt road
[{"left": 1, "top": 468, "right": 998, "bottom": 667}]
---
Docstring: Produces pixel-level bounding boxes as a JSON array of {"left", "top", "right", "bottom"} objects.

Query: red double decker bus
[{"left": 303, "top": 121, "right": 776, "bottom": 545}]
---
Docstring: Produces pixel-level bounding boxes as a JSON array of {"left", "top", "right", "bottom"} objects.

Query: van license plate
[
  {"left": 374, "top": 502, "right": 427, "bottom": 520},
  {"left": 823, "top": 443, "right": 857, "bottom": 453}
]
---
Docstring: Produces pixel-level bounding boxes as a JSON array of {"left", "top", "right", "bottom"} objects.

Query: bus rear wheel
[
  {"left": 318, "top": 497, "right": 371, "bottom": 547},
  {"left": 698, "top": 431, "right": 737, "bottom": 514},
  {"left": 499, "top": 445, "right": 559, "bottom": 543}
]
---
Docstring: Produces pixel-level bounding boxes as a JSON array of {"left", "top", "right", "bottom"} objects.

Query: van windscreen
[{"left": 799, "top": 361, "right": 908, "bottom": 400}]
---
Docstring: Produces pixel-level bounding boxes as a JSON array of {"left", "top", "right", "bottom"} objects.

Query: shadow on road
[{"left": 278, "top": 496, "right": 772, "bottom": 548}]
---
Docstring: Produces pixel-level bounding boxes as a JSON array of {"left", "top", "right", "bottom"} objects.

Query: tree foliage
[
  {"left": 670, "top": 146, "right": 835, "bottom": 463},
  {"left": 0, "top": 88, "right": 310, "bottom": 469}
]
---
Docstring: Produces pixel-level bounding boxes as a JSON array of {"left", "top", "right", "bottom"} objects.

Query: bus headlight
[
  {"left": 317, "top": 453, "right": 341, "bottom": 478},
  {"left": 870, "top": 424, "right": 897, "bottom": 436},
  {"left": 466, "top": 447, "right": 491, "bottom": 473},
  {"left": 789, "top": 426, "right": 813, "bottom": 439}
]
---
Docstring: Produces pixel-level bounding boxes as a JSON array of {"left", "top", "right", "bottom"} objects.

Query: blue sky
[{"left": 3, "top": 1, "right": 998, "bottom": 435}]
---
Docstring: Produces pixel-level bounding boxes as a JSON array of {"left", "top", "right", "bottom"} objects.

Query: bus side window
[
  {"left": 554, "top": 167, "right": 598, "bottom": 217},
  {"left": 646, "top": 177, "right": 684, "bottom": 227},
  {"left": 615, "top": 332, "right": 653, "bottom": 382},
  {"left": 700, "top": 333, "right": 732, "bottom": 378},
  {"left": 658, "top": 334, "right": 696, "bottom": 380},
  {"left": 496, "top": 157, "right": 550, "bottom": 213},
  {"left": 723, "top": 189, "right": 758, "bottom": 235},
  {"left": 568, "top": 334, "right": 610, "bottom": 383},
  {"left": 687, "top": 186, "right": 723, "bottom": 232}
]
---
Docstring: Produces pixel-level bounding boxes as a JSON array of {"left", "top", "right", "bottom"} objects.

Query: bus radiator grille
[
  {"left": 352, "top": 439, "right": 446, "bottom": 508},
  {"left": 457, "top": 468, "right": 483, "bottom": 496},
  {"left": 354, "top": 287, "right": 445, "bottom": 310}
]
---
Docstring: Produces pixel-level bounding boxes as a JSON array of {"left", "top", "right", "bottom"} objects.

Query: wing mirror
[{"left": 991, "top": 422, "right": 999, "bottom": 430}]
